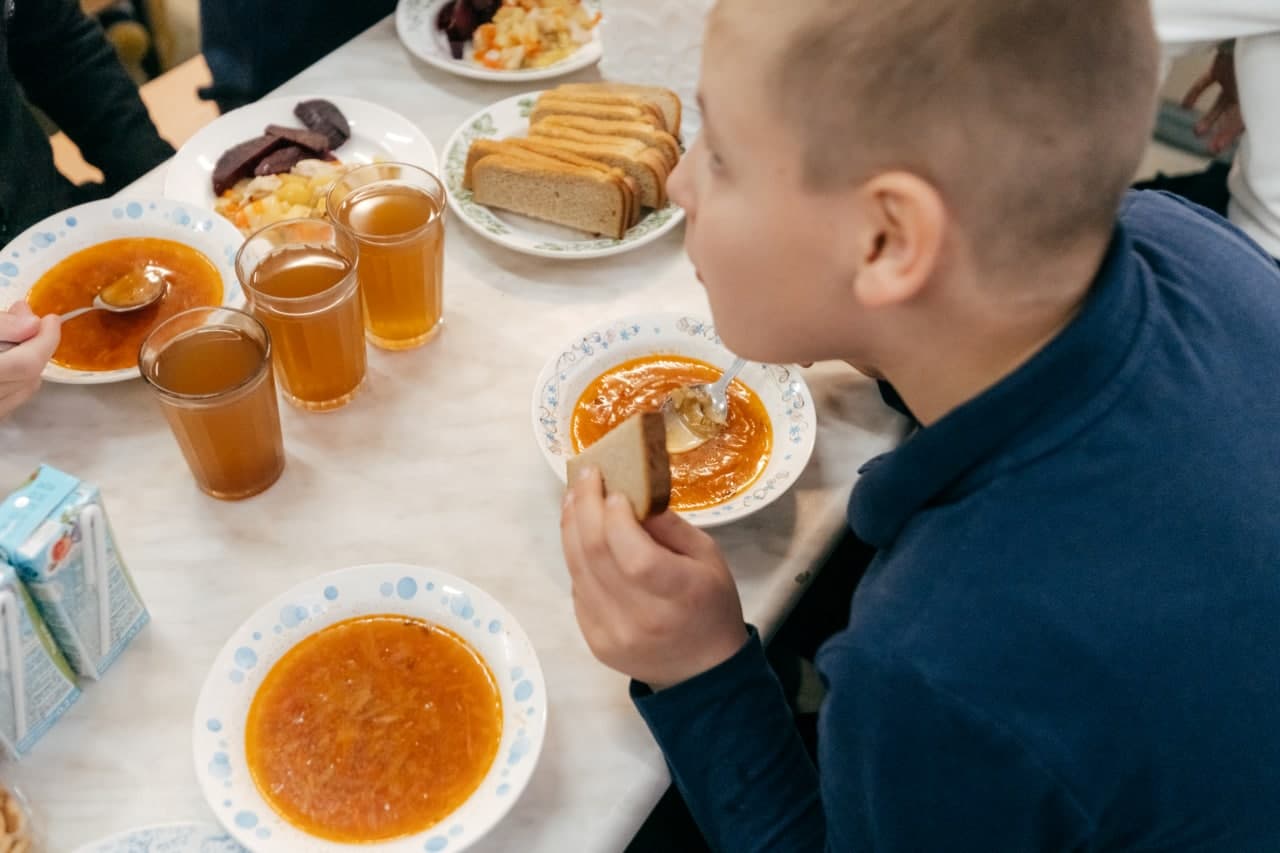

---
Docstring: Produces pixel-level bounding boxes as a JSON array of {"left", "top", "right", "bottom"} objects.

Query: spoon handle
[
  {"left": 712, "top": 356, "right": 748, "bottom": 397},
  {"left": 0, "top": 306, "right": 90, "bottom": 353}
]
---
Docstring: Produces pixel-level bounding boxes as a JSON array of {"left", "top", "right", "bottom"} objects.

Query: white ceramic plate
[
  {"left": 443, "top": 92, "right": 684, "bottom": 259},
  {"left": 396, "top": 0, "right": 603, "bottom": 83},
  {"left": 72, "top": 822, "right": 247, "bottom": 853},
  {"left": 531, "top": 313, "right": 817, "bottom": 527},
  {"left": 163, "top": 95, "right": 439, "bottom": 215},
  {"left": 0, "top": 197, "right": 245, "bottom": 385},
  {"left": 193, "top": 563, "right": 546, "bottom": 853}
]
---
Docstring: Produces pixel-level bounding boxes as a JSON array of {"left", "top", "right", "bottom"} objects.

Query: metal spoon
[
  {"left": 662, "top": 356, "right": 748, "bottom": 454},
  {"left": 0, "top": 266, "right": 169, "bottom": 353}
]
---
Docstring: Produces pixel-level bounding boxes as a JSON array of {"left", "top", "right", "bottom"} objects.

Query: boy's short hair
[{"left": 758, "top": 0, "right": 1159, "bottom": 264}]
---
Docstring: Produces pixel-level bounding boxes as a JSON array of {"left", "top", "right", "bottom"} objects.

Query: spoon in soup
[
  {"left": 0, "top": 265, "right": 170, "bottom": 353},
  {"left": 662, "top": 356, "right": 748, "bottom": 454}
]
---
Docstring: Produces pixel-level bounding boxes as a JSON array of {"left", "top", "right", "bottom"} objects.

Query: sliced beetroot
[
  {"left": 254, "top": 145, "right": 310, "bottom": 177},
  {"left": 438, "top": 0, "right": 499, "bottom": 59},
  {"left": 293, "top": 99, "right": 350, "bottom": 150},
  {"left": 212, "top": 134, "right": 284, "bottom": 195},
  {"left": 264, "top": 124, "right": 331, "bottom": 155}
]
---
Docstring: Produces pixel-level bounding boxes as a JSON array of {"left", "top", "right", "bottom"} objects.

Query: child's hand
[
  {"left": 1183, "top": 44, "right": 1244, "bottom": 155},
  {"left": 0, "top": 302, "right": 60, "bottom": 419},
  {"left": 560, "top": 467, "right": 749, "bottom": 690}
]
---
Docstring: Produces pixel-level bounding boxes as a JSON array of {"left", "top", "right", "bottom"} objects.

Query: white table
[{"left": 0, "top": 16, "right": 906, "bottom": 852}]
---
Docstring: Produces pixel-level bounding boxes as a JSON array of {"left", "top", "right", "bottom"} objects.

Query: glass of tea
[
  {"left": 327, "top": 163, "right": 446, "bottom": 350},
  {"left": 236, "top": 219, "right": 366, "bottom": 411},
  {"left": 139, "top": 307, "right": 285, "bottom": 500}
]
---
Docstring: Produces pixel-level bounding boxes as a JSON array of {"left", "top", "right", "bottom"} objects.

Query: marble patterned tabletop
[{"left": 0, "top": 16, "right": 907, "bottom": 852}]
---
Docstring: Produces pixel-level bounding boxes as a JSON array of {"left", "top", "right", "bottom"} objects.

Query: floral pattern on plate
[{"left": 442, "top": 92, "right": 686, "bottom": 259}]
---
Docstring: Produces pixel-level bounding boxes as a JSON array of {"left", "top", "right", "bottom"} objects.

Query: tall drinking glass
[
  {"left": 328, "top": 163, "right": 446, "bottom": 350},
  {"left": 139, "top": 307, "right": 285, "bottom": 500}
]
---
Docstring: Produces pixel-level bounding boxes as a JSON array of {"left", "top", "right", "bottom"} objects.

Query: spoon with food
[
  {"left": 662, "top": 356, "right": 748, "bottom": 453},
  {"left": 0, "top": 265, "right": 170, "bottom": 353}
]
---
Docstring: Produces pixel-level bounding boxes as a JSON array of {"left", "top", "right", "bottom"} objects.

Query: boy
[{"left": 560, "top": 0, "right": 1280, "bottom": 850}]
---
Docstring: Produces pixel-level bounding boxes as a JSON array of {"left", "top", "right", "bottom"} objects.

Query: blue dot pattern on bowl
[
  {"left": 203, "top": 569, "right": 544, "bottom": 850},
  {"left": 209, "top": 752, "right": 231, "bottom": 779}
]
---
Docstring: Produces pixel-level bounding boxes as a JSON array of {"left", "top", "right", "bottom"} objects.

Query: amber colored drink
[
  {"left": 238, "top": 220, "right": 366, "bottom": 411},
  {"left": 329, "top": 164, "right": 446, "bottom": 351},
  {"left": 140, "top": 308, "right": 285, "bottom": 500}
]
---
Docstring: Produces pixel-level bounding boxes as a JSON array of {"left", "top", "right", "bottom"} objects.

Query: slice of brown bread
[
  {"left": 553, "top": 83, "right": 683, "bottom": 138},
  {"left": 520, "top": 134, "right": 668, "bottom": 209},
  {"left": 531, "top": 117, "right": 680, "bottom": 170},
  {"left": 567, "top": 411, "right": 671, "bottom": 520},
  {"left": 471, "top": 154, "right": 629, "bottom": 239},
  {"left": 531, "top": 97, "right": 665, "bottom": 131},
  {"left": 465, "top": 138, "right": 641, "bottom": 227},
  {"left": 497, "top": 139, "right": 642, "bottom": 227}
]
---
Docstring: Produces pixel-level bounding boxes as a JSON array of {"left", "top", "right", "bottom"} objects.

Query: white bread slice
[
  {"left": 542, "top": 93, "right": 667, "bottom": 131},
  {"left": 567, "top": 412, "right": 671, "bottom": 520},
  {"left": 531, "top": 97, "right": 664, "bottom": 131},
  {"left": 471, "top": 155, "right": 629, "bottom": 239},
  {"left": 531, "top": 117, "right": 680, "bottom": 171},
  {"left": 495, "top": 139, "right": 641, "bottom": 227},
  {"left": 465, "top": 139, "right": 640, "bottom": 227},
  {"left": 521, "top": 134, "right": 668, "bottom": 209},
  {"left": 553, "top": 83, "right": 683, "bottom": 138}
]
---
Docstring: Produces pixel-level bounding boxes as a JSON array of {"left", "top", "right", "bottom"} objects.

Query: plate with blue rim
[
  {"left": 71, "top": 822, "right": 247, "bottom": 852},
  {"left": 441, "top": 91, "right": 685, "bottom": 259},
  {"left": 0, "top": 196, "right": 245, "bottom": 385},
  {"left": 192, "top": 563, "right": 546, "bottom": 853},
  {"left": 396, "top": 0, "right": 604, "bottom": 84},
  {"left": 531, "top": 312, "right": 818, "bottom": 527}
]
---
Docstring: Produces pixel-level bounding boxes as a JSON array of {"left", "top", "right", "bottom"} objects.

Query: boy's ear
[{"left": 850, "top": 172, "right": 947, "bottom": 308}]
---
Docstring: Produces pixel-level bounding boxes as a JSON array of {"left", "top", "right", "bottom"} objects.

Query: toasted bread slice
[
  {"left": 465, "top": 139, "right": 640, "bottom": 227},
  {"left": 531, "top": 117, "right": 680, "bottom": 170},
  {"left": 471, "top": 155, "right": 629, "bottom": 239},
  {"left": 553, "top": 83, "right": 683, "bottom": 138},
  {"left": 521, "top": 134, "right": 668, "bottom": 209},
  {"left": 531, "top": 97, "right": 665, "bottom": 131},
  {"left": 567, "top": 412, "right": 671, "bottom": 520}
]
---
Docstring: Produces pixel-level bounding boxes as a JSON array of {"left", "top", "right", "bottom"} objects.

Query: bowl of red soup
[
  {"left": 532, "top": 313, "right": 817, "bottom": 526},
  {"left": 0, "top": 197, "right": 244, "bottom": 384},
  {"left": 193, "top": 564, "right": 546, "bottom": 852}
]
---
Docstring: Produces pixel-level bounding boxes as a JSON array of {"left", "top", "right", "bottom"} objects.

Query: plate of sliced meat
[
  {"left": 164, "top": 95, "right": 438, "bottom": 237},
  {"left": 442, "top": 85, "right": 685, "bottom": 259}
]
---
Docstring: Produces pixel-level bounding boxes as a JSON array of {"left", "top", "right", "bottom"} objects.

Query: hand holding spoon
[
  {"left": 0, "top": 266, "right": 170, "bottom": 353},
  {"left": 662, "top": 356, "right": 748, "bottom": 453}
]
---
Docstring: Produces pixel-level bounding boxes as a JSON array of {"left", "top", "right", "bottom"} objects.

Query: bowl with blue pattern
[
  {"left": 192, "top": 564, "right": 546, "bottom": 853},
  {"left": 531, "top": 312, "right": 818, "bottom": 527},
  {"left": 0, "top": 196, "right": 245, "bottom": 385},
  {"left": 73, "top": 822, "right": 247, "bottom": 853}
]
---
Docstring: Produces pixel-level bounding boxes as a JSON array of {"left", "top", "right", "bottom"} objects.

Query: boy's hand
[
  {"left": 561, "top": 467, "right": 748, "bottom": 690},
  {"left": 1183, "top": 45, "right": 1244, "bottom": 155},
  {"left": 0, "top": 302, "right": 60, "bottom": 419}
]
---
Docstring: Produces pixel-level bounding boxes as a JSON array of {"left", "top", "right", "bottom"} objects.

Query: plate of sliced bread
[{"left": 442, "top": 84, "right": 685, "bottom": 259}]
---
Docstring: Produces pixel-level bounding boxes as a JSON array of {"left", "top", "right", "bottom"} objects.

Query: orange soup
[
  {"left": 27, "top": 237, "right": 223, "bottom": 371},
  {"left": 572, "top": 355, "right": 772, "bottom": 511},
  {"left": 245, "top": 616, "right": 503, "bottom": 842}
]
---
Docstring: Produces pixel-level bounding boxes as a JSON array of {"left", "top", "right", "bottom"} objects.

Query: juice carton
[
  {"left": 0, "top": 562, "right": 79, "bottom": 759},
  {"left": 0, "top": 466, "right": 149, "bottom": 680}
]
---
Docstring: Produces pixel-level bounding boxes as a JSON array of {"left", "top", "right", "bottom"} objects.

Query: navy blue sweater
[{"left": 634, "top": 191, "right": 1280, "bottom": 851}]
